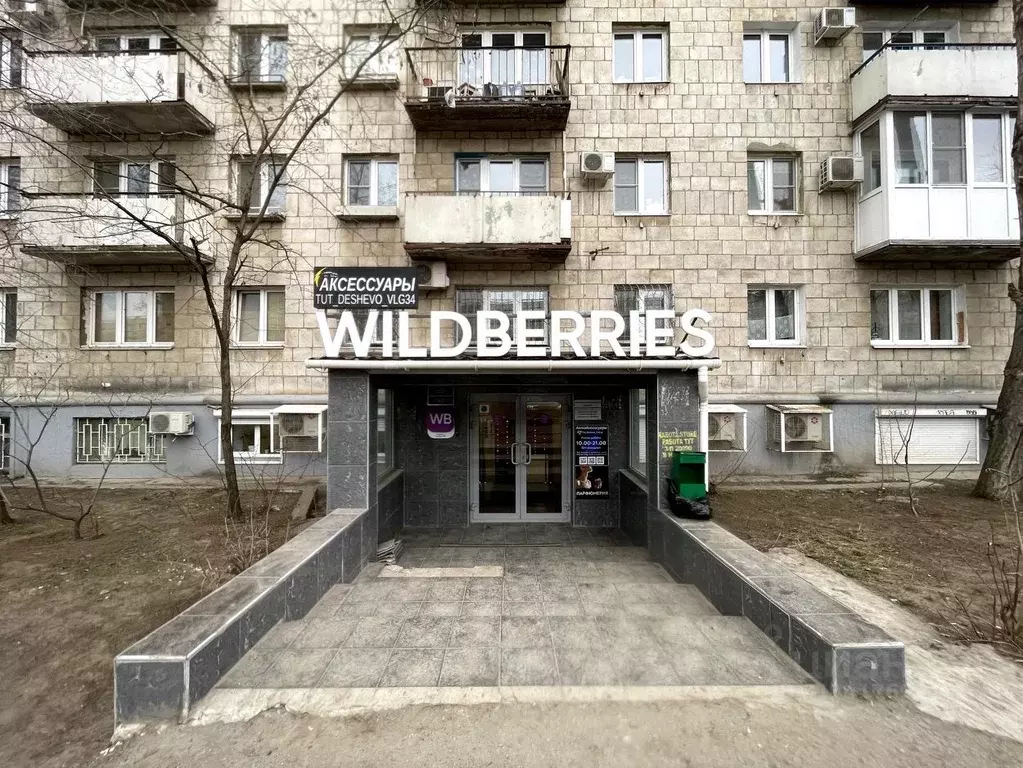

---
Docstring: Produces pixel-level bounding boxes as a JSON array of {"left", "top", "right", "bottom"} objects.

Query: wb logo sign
[{"left": 425, "top": 407, "right": 455, "bottom": 439}]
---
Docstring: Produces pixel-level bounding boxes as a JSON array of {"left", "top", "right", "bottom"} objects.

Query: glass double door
[{"left": 470, "top": 394, "right": 570, "bottom": 522}]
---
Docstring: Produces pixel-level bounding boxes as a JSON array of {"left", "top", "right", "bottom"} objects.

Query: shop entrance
[{"left": 469, "top": 394, "right": 571, "bottom": 522}]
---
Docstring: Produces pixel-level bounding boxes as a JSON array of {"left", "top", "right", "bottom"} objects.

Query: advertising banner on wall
[
  {"left": 313, "top": 267, "right": 419, "bottom": 310},
  {"left": 574, "top": 425, "right": 609, "bottom": 498}
]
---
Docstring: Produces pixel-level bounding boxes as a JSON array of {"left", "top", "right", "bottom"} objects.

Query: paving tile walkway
[{"left": 219, "top": 526, "right": 811, "bottom": 691}]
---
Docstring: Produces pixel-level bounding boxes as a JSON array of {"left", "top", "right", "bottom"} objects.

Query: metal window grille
[{"left": 75, "top": 418, "right": 167, "bottom": 464}]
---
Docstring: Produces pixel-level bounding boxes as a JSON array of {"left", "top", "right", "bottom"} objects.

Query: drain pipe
[{"left": 698, "top": 365, "right": 710, "bottom": 489}]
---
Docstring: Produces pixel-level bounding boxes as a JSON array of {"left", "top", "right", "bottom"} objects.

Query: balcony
[
  {"left": 25, "top": 50, "right": 215, "bottom": 139},
  {"left": 403, "top": 45, "right": 571, "bottom": 132},
  {"left": 404, "top": 193, "right": 572, "bottom": 263},
  {"left": 20, "top": 195, "right": 209, "bottom": 266},
  {"left": 850, "top": 44, "right": 1016, "bottom": 123}
]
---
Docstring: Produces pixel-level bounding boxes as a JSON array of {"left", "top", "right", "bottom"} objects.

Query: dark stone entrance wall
[{"left": 392, "top": 382, "right": 629, "bottom": 528}]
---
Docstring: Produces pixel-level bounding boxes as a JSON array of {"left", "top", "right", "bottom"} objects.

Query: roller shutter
[{"left": 875, "top": 416, "right": 980, "bottom": 465}]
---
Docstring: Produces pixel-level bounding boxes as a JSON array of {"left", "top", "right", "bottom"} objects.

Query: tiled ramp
[{"left": 209, "top": 527, "right": 811, "bottom": 698}]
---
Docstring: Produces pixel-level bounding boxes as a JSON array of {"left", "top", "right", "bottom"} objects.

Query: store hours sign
[{"left": 574, "top": 425, "right": 609, "bottom": 498}]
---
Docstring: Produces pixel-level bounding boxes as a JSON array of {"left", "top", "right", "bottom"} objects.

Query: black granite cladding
[
  {"left": 649, "top": 511, "right": 906, "bottom": 695},
  {"left": 114, "top": 508, "right": 373, "bottom": 725}
]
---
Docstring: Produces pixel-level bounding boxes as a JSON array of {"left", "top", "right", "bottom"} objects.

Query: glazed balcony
[
  {"left": 20, "top": 194, "right": 209, "bottom": 266},
  {"left": 850, "top": 43, "right": 1016, "bottom": 123},
  {"left": 404, "top": 192, "right": 571, "bottom": 263},
  {"left": 25, "top": 49, "right": 215, "bottom": 139},
  {"left": 403, "top": 45, "right": 571, "bottom": 132}
]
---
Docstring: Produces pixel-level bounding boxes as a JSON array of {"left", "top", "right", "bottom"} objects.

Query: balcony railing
[
  {"left": 404, "top": 191, "right": 571, "bottom": 263},
  {"left": 25, "top": 49, "right": 215, "bottom": 138},
  {"left": 403, "top": 45, "right": 571, "bottom": 131},
  {"left": 850, "top": 43, "right": 1016, "bottom": 122},
  {"left": 20, "top": 194, "right": 209, "bottom": 266}
]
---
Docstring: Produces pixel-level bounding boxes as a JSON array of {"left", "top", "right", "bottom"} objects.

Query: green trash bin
[{"left": 671, "top": 451, "right": 707, "bottom": 501}]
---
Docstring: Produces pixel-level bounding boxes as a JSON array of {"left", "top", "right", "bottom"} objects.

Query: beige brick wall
[{"left": 0, "top": 0, "right": 1016, "bottom": 400}]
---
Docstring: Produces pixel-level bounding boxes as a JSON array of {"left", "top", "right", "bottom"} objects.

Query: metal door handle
[
  {"left": 523, "top": 442, "right": 533, "bottom": 465},
  {"left": 510, "top": 442, "right": 523, "bottom": 465}
]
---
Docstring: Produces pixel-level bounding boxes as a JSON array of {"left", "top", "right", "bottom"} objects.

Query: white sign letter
[
  {"left": 645, "top": 310, "right": 676, "bottom": 357},
  {"left": 550, "top": 311, "right": 586, "bottom": 358},
  {"left": 678, "top": 309, "right": 715, "bottom": 357},
  {"left": 430, "top": 311, "right": 472, "bottom": 358},
  {"left": 398, "top": 312, "right": 427, "bottom": 357},
  {"left": 476, "top": 311, "right": 512, "bottom": 357},
  {"left": 317, "top": 309, "right": 377, "bottom": 358},
  {"left": 515, "top": 311, "right": 547, "bottom": 357},
  {"left": 590, "top": 311, "right": 626, "bottom": 358}
]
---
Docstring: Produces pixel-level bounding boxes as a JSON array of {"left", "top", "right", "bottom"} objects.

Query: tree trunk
[
  {"left": 0, "top": 490, "right": 14, "bottom": 525},
  {"left": 975, "top": 0, "right": 1023, "bottom": 500},
  {"left": 218, "top": 274, "right": 243, "bottom": 521}
]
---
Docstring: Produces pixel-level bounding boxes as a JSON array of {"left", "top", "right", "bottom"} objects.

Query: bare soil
[
  {"left": 0, "top": 486, "right": 300, "bottom": 768},
  {"left": 712, "top": 480, "right": 1020, "bottom": 650}
]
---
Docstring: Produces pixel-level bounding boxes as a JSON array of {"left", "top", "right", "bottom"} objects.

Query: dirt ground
[
  {"left": 0, "top": 486, "right": 300, "bottom": 768},
  {"left": 98, "top": 695, "right": 1023, "bottom": 768},
  {"left": 712, "top": 480, "right": 1020, "bottom": 650}
]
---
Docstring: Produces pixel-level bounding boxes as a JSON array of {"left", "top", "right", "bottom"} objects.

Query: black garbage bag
[{"left": 665, "top": 478, "right": 712, "bottom": 520}]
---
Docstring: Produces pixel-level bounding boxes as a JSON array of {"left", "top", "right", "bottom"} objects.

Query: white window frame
[
  {"left": 890, "top": 111, "right": 1012, "bottom": 189},
  {"left": 377, "top": 389, "right": 394, "bottom": 472},
  {"left": 455, "top": 156, "right": 549, "bottom": 195},
  {"left": 93, "top": 31, "right": 175, "bottom": 54},
  {"left": 747, "top": 156, "right": 799, "bottom": 215},
  {"left": 0, "top": 160, "right": 20, "bottom": 216},
  {"left": 0, "top": 35, "right": 24, "bottom": 88},
  {"left": 861, "top": 26, "right": 957, "bottom": 62},
  {"left": 236, "top": 156, "right": 288, "bottom": 213},
  {"left": 457, "top": 28, "right": 550, "bottom": 92},
  {"left": 857, "top": 120, "right": 883, "bottom": 199},
  {"left": 233, "top": 28, "right": 288, "bottom": 82},
  {"left": 869, "top": 286, "right": 967, "bottom": 348},
  {"left": 91, "top": 158, "right": 176, "bottom": 198},
  {"left": 85, "top": 289, "right": 175, "bottom": 348},
  {"left": 743, "top": 26, "right": 798, "bottom": 84},
  {"left": 747, "top": 285, "right": 805, "bottom": 348},
  {"left": 232, "top": 287, "right": 286, "bottom": 347},
  {"left": 74, "top": 417, "right": 167, "bottom": 464},
  {"left": 0, "top": 290, "right": 16, "bottom": 346},
  {"left": 628, "top": 388, "right": 648, "bottom": 477},
  {"left": 345, "top": 29, "right": 399, "bottom": 78},
  {"left": 612, "top": 27, "right": 668, "bottom": 84},
  {"left": 215, "top": 409, "right": 282, "bottom": 465},
  {"left": 613, "top": 156, "right": 669, "bottom": 215},
  {"left": 345, "top": 156, "right": 399, "bottom": 206}
]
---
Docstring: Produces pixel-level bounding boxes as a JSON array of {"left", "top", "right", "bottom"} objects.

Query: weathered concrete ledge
[
  {"left": 653, "top": 512, "right": 906, "bottom": 694},
  {"left": 113, "top": 507, "right": 372, "bottom": 726}
]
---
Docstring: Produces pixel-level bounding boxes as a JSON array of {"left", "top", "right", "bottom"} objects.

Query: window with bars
[
  {"left": 92, "top": 159, "right": 176, "bottom": 198},
  {"left": 455, "top": 288, "right": 549, "bottom": 348},
  {"left": 614, "top": 284, "right": 673, "bottom": 342},
  {"left": 0, "top": 161, "right": 19, "bottom": 216},
  {"left": 74, "top": 418, "right": 166, "bottom": 464}
]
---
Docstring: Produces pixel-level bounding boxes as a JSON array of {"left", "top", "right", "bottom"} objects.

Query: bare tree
[
  {"left": 0, "top": 2, "right": 438, "bottom": 519},
  {"left": 975, "top": 0, "right": 1023, "bottom": 500}
]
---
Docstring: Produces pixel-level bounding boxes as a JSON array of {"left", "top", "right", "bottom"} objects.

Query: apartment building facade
[{"left": 0, "top": 0, "right": 1016, "bottom": 526}]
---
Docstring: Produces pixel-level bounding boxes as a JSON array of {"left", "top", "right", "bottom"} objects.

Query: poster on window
[{"left": 575, "top": 425, "right": 609, "bottom": 498}]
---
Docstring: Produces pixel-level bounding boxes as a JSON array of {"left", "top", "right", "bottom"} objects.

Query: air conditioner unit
[
  {"left": 708, "top": 413, "right": 737, "bottom": 442},
  {"left": 276, "top": 412, "right": 323, "bottom": 453},
  {"left": 580, "top": 152, "right": 615, "bottom": 180},
  {"left": 819, "top": 155, "right": 864, "bottom": 192},
  {"left": 416, "top": 260, "right": 449, "bottom": 290},
  {"left": 148, "top": 412, "right": 194, "bottom": 436},
  {"left": 814, "top": 8, "right": 856, "bottom": 45},
  {"left": 785, "top": 413, "right": 824, "bottom": 443}
]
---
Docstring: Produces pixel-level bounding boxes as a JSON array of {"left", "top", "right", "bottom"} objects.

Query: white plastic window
[
  {"left": 346, "top": 157, "right": 398, "bottom": 206},
  {"left": 613, "top": 28, "right": 667, "bottom": 83},
  {"left": 747, "top": 157, "right": 797, "bottom": 214},
  {"left": 88, "top": 290, "right": 175, "bottom": 347},
  {"left": 743, "top": 28, "right": 795, "bottom": 83},
  {"left": 748, "top": 286, "right": 804, "bottom": 347},
  {"left": 613, "top": 157, "right": 667, "bottom": 214},
  {"left": 870, "top": 287, "right": 966, "bottom": 347},
  {"left": 233, "top": 288, "right": 285, "bottom": 346}
]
